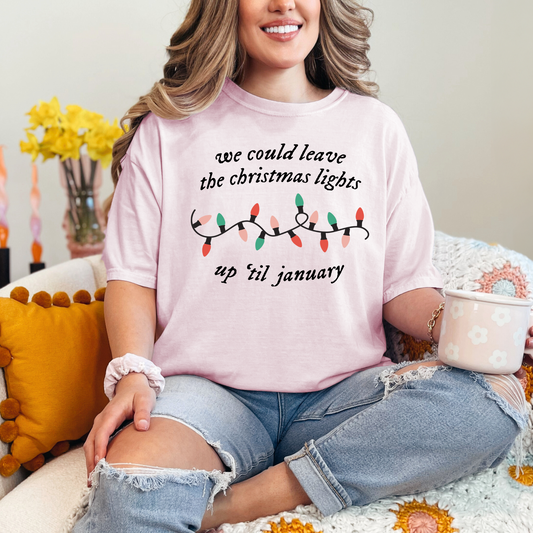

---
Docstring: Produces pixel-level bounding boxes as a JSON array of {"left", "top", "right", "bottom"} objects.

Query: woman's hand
[
  {"left": 83, "top": 372, "right": 156, "bottom": 485},
  {"left": 526, "top": 326, "right": 533, "bottom": 351},
  {"left": 524, "top": 326, "right": 533, "bottom": 367}
]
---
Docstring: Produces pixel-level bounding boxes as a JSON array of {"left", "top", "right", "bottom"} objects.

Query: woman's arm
[
  {"left": 384, "top": 286, "right": 533, "bottom": 359},
  {"left": 105, "top": 279, "right": 157, "bottom": 360},
  {"left": 383, "top": 287, "right": 444, "bottom": 343},
  {"left": 84, "top": 280, "right": 158, "bottom": 481}
]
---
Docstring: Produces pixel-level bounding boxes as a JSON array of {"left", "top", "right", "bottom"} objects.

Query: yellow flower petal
[
  {"left": 19, "top": 132, "right": 40, "bottom": 161},
  {"left": 25, "top": 105, "right": 42, "bottom": 129},
  {"left": 36, "top": 96, "right": 62, "bottom": 128}
]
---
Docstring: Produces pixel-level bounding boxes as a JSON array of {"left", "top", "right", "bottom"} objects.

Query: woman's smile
[{"left": 260, "top": 19, "right": 303, "bottom": 42}]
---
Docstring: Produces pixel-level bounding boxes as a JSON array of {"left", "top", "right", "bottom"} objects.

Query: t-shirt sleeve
[
  {"left": 381, "top": 108, "right": 443, "bottom": 304},
  {"left": 102, "top": 117, "right": 162, "bottom": 288}
]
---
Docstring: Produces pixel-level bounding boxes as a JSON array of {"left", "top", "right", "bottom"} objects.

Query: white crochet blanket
[{"left": 216, "top": 232, "right": 533, "bottom": 533}]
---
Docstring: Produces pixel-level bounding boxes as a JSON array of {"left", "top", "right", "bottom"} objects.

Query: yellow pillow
[{"left": 0, "top": 286, "right": 111, "bottom": 476}]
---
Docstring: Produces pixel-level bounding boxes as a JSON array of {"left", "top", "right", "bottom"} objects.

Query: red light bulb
[
  {"left": 320, "top": 232, "right": 328, "bottom": 252},
  {"left": 288, "top": 230, "right": 302, "bottom": 247},
  {"left": 202, "top": 237, "right": 212, "bottom": 257},
  {"left": 356, "top": 208, "right": 364, "bottom": 227},
  {"left": 250, "top": 203, "right": 260, "bottom": 222}
]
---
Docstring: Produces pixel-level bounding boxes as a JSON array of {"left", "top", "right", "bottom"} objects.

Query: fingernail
[
  {"left": 94, "top": 455, "right": 99, "bottom": 464},
  {"left": 138, "top": 420, "right": 149, "bottom": 431}
]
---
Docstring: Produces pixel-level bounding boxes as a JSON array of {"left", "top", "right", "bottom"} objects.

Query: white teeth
[{"left": 264, "top": 25, "right": 299, "bottom": 34}]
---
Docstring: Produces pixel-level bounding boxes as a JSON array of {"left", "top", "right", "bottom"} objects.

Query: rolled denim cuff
[{"left": 284, "top": 440, "right": 352, "bottom": 516}]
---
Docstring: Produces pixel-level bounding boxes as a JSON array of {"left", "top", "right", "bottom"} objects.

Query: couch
[{"left": 0, "top": 232, "right": 532, "bottom": 533}]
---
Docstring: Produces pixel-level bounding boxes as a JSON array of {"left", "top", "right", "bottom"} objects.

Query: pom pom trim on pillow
[{"left": 0, "top": 286, "right": 108, "bottom": 477}]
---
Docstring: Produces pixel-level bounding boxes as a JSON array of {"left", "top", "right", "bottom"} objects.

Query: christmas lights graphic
[{"left": 191, "top": 193, "right": 370, "bottom": 256}]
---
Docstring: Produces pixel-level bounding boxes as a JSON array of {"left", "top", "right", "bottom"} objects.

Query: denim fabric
[{"left": 74, "top": 362, "right": 525, "bottom": 532}]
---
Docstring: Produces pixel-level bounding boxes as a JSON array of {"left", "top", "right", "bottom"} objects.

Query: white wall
[
  {"left": 365, "top": 0, "right": 533, "bottom": 256},
  {"left": 1, "top": 0, "right": 531, "bottom": 283}
]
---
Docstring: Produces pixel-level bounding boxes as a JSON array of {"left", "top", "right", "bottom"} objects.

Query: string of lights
[{"left": 191, "top": 194, "right": 369, "bottom": 256}]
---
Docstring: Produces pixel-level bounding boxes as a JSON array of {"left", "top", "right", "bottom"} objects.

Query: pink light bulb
[{"left": 238, "top": 222, "right": 248, "bottom": 242}]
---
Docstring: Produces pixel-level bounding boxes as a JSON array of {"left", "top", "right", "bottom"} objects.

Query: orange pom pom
[
  {"left": 0, "top": 398, "right": 20, "bottom": 420},
  {"left": 52, "top": 292, "right": 71, "bottom": 307},
  {"left": 0, "top": 454, "right": 20, "bottom": 477},
  {"left": 94, "top": 287, "right": 106, "bottom": 301},
  {"left": 22, "top": 454, "right": 45, "bottom": 472},
  {"left": 32, "top": 291, "right": 52, "bottom": 308},
  {"left": 0, "top": 346, "right": 12, "bottom": 368},
  {"left": 10, "top": 287, "right": 29, "bottom": 304},
  {"left": 73, "top": 290, "right": 91, "bottom": 304},
  {"left": 0, "top": 421, "right": 18, "bottom": 443},
  {"left": 50, "top": 441, "right": 70, "bottom": 457}
]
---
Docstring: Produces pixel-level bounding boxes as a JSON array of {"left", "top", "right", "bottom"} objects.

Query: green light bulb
[
  {"left": 217, "top": 213, "right": 226, "bottom": 226},
  {"left": 255, "top": 230, "right": 266, "bottom": 250},
  {"left": 327, "top": 212, "right": 337, "bottom": 226},
  {"left": 295, "top": 194, "right": 304, "bottom": 207}
]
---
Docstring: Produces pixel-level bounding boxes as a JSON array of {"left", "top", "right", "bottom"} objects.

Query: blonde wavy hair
[{"left": 105, "top": 0, "right": 379, "bottom": 215}]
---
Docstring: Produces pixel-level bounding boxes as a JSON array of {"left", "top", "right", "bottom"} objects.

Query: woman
[{"left": 75, "top": 1, "right": 531, "bottom": 531}]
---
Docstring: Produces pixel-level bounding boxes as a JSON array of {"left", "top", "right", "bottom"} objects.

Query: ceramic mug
[{"left": 438, "top": 290, "right": 533, "bottom": 374}]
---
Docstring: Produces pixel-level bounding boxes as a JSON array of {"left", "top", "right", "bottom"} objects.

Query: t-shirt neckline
[{"left": 222, "top": 77, "right": 347, "bottom": 117}]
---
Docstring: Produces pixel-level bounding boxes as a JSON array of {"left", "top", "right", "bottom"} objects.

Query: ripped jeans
[{"left": 73, "top": 361, "right": 528, "bottom": 532}]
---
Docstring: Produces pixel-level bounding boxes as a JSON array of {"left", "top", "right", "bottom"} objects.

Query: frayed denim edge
[
  {"left": 374, "top": 357, "right": 450, "bottom": 398},
  {"left": 468, "top": 371, "right": 529, "bottom": 475},
  {"left": 90, "top": 460, "right": 218, "bottom": 492},
  {"left": 468, "top": 371, "right": 528, "bottom": 431},
  {"left": 64, "top": 453, "right": 234, "bottom": 532}
]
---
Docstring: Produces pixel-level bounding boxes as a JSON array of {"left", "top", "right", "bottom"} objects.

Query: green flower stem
[
  {"left": 78, "top": 157, "right": 87, "bottom": 190},
  {"left": 62, "top": 157, "right": 105, "bottom": 245},
  {"left": 89, "top": 159, "right": 98, "bottom": 188}
]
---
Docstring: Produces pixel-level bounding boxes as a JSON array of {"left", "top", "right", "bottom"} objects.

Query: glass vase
[{"left": 58, "top": 154, "right": 106, "bottom": 259}]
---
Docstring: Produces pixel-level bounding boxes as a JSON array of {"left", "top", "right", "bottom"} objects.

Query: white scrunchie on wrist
[{"left": 104, "top": 353, "right": 165, "bottom": 401}]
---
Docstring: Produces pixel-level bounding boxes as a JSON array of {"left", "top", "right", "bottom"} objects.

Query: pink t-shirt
[{"left": 102, "top": 78, "right": 443, "bottom": 392}]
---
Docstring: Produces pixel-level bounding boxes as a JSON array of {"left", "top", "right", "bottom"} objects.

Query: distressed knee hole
[
  {"left": 89, "top": 459, "right": 234, "bottom": 512},
  {"left": 377, "top": 360, "right": 446, "bottom": 398},
  {"left": 472, "top": 373, "right": 530, "bottom": 474},
  {"left": 482, "top": 374, "right": 529, "bottom": 420},
  {"left": 67, "top": 459, "right": 234, "bottom": 528}
]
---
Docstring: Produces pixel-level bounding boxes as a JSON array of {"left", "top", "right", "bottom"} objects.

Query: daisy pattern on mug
[
  {"left": 450, "top": 300, "right": 464, "bottom": 320},
  {"left": 514, "top": 327, "right": 526, "bottom": 347},
  {"left": 491, "top": 307, "right": 512, "bottom": 326},
  {"left": 467, "top": 325, "right": 488, "bottom": 345},
  {"left": 445, "top": 342, "right": 460, "bottom": 361},
  {"left": 489, "top": 350, "right": 508, "bottom": 368}
]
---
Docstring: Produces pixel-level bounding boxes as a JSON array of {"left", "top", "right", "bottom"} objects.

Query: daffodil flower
[
  {"left": 26, "top": 96, "right": 62, "bottom": 129},
  {"left": 20, "top": 97, "right": 124, "bottom": 165},
  {"left": 19, "top": 132, "right": 40, "bottom": 161},
  {"left": 52, "top": 131, "right": 83, "bottom": 161}
]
